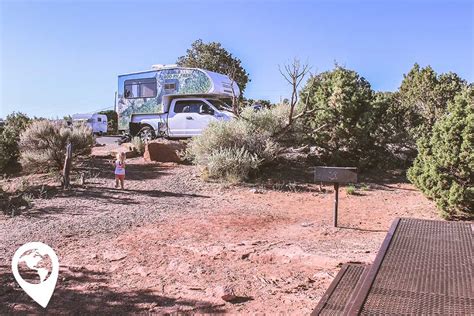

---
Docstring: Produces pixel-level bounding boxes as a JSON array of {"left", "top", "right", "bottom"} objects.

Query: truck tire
[{"left": 138, "top": 125, "right": 155, "bottom": 143}]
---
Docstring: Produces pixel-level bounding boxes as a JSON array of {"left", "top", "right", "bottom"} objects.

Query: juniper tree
[{"left": 408, "top": 87, "right": 473, "bottom": 219}]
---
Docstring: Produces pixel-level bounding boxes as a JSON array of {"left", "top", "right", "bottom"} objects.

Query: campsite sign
[{"left": 314, "top": 167, "right": 358, "bottom": 227}]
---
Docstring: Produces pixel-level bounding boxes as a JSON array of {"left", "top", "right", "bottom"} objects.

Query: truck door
[
  {"left": 167, "top": 100, "right": 190, "bottom": 136},
  {"left": 185, "top": 100, "right": 216, "bottom": 136},
  {"left": 168, "top": 99, "right": 216, "bottom": 137}
]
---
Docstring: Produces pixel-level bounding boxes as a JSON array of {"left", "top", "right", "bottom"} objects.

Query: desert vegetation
[
  {"left": 187, "top": 106, "right": 300, "bottom": 182},
  {"left": 0, "top": 41, "right": 472, "bottom": 220},
  {"left": 19, "top": 120, "right": 94, "bottom": 173},
  {"left": 181, "top": 41, "right": 471, "bottom": 218},
  {"left": 0, "top": 112, "right": 31, "bottom": 172},
  {"left": 407, "top": 87, "right": 473, "bottom": 218}
]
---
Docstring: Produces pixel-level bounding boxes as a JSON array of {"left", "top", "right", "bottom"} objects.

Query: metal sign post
[{"left": 314, "top": 167, "right": 358, "bottom": 228}]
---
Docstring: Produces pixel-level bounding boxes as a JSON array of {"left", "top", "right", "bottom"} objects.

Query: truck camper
[{"left": 116, "top": 65, "right": 239, "bottom": 141}]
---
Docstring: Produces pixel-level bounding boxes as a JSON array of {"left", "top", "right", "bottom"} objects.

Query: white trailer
[{"left": 72, "top": 113, "right": 108, "bottom": 135}]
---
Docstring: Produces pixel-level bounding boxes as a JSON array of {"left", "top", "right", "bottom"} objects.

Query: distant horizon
[{"left": 1, "top": 0, "right": 473, "bottom": 118}]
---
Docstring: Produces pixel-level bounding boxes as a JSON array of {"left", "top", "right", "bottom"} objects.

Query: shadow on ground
[
  {"left": 80, "top": 157, "right": 174, "bottom": 181},
  {"left": 23, "top": 187, "right": 209, "bottom": 219},
  {"left": 79, "top": 186, "right": 210, "bottom": 200},
  {"left": 256, "top": 160, "right": 414, "bottom": 192},
  {"left": 338, "top": 226, "right": 388, "bottom": 233},
  {"left": 0, "top": 265, "right": 226, "bottom": 314}
]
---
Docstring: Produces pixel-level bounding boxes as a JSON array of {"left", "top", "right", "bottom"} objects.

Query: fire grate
[
  {"left": 312, "top": 264, "right": 369, "bottom": 315},
  {"left": 349, "top": 218, "right": 473, "bottom": 315}
]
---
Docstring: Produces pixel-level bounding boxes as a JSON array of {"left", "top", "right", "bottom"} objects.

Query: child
[{"left": 114, "top": 152, "right": 126, "bottom": 189}]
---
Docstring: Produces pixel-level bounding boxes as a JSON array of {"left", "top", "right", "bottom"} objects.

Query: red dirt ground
[{"left": 0, "top": 157, "right": 439, "bottom": 314}]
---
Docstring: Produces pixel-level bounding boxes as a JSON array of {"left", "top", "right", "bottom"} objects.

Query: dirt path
[{"left": 0, "top": 158, "right": 438, "bottom": 314}]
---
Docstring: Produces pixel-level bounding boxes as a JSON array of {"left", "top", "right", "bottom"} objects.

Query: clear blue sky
[{"left": 0, "top": 0, "right": 472, "bottom": 118}]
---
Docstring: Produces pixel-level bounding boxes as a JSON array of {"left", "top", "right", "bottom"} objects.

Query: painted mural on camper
[{"left": 117, "top": 68, "right": 212, "bottom": 130}]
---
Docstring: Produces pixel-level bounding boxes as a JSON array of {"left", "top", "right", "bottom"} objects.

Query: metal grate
[
  {"left": 312, "top": 264, "right": 368, "bottom": 315},
  {"left": 356, "top": 218, "right": 473, "bottom": 315}
]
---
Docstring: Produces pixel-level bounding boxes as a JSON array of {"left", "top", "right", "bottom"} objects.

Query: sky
[{"left": 0, "top": 0, "right": 473, "bottom": 118}]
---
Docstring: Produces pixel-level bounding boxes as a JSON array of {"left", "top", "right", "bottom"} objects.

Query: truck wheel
[{"left": 138, "top": 126, "right": 155, "bottom": 143}]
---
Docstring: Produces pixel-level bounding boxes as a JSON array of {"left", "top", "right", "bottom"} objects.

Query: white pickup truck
[{"left": 129, "top": 96, "right": 235, "bottom": 142}]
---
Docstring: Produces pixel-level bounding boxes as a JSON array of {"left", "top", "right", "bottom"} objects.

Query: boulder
[{"left": 144, "top": 139, "right": 186, "bottom": 163}]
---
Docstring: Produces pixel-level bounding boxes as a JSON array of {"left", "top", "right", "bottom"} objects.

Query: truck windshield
[{"left": 208, "top": 99, "right": 232, "bottom": 111}]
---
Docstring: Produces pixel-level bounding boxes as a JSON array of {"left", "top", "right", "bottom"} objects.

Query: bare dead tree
[
  {"left": 273, "top": 59, "right": 327, "bottom": 141},
  {"left": 279, "top": 58, "right": 310, "bottom": 126},
  {"left": 227, "top": 65, "right": 240, "bottom": 116},
  {"left": 291, "top": 74, "right": 323, "bottom": 120}
]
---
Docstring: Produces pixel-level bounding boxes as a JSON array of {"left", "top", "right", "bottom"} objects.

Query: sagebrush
[
  {"left": 19, "top": 120, "right": 95, "bottom": 173},
  {"left": 187, "top": 105, "right": 300, "bottom": 181},
  {"left": 205, "top": 147, "right": 261, "bottom": 182},
  {"left": 131, "top": 136, "right": 145, "bottom": 155}
]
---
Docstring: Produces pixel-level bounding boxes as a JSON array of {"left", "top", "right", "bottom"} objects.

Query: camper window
[
  {"left": 97, "top": 117, "right": 102, "bottom": 122},
  {"left": 164, "top": 83, "right": 176, "bottom": 90},
  {"left": 124, "top": 78, "right": 157, "bottom": 99}
]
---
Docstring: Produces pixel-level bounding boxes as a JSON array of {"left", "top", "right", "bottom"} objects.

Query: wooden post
[
  {"left": 63, "top": 143, "right": 72, "bottom": 189},
  {"left": 334, "top": 183, "right": 339, "bottom": 227}
]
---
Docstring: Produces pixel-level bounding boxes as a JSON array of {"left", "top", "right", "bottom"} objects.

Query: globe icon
[{"left": 17, "top": 249, "right": 52, "bottom": 284}]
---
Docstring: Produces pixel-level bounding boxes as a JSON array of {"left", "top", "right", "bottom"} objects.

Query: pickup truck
[{"left": 129, "top": 96, "right": 235, "bottom": 142}]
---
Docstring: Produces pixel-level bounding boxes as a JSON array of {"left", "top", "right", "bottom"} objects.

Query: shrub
[
  {"left": 240, "top": 106, "right": 289, "bottom": 135},
  {"left": 407, "top": 87, "right": 473, "bottom": 219},
  {"left": 187, "top": 105, "right": 297, "bottom": 181},
  {"left": 131, "top": 136, "right": 145, "bottom": 155},
  {"left": 346, "top": 185, "right": 356, "bottom": 195},
  {"left": 206, "top": 147, "right": 261, "bottom": 182},
  {"left": 300, "top": 65, "right": 376, "bottom": 167},
  {"left": 241, "top": 105, "right": 305, "bottom": 143},
  {"left": 398, "top": 64, "right": 466, "bottom": 142},
  {"left": 19, "top": 120, "right": 95, "bottom": 173},
  {"left": 0, "top": 127, "right": 18, "bottom": 172},
  {"left": 0, "top": 112, "right": 31, "bottom": 172}
]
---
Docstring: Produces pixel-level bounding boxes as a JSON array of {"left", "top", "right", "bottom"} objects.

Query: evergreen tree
[
  {"left": 177, "top": 39, "right": 250, "bottom": 93},
  {"left": 398, "top": 63, "right": 466, "bottom": 141},
  {"left": 408, "top": 87, "right": 473, "bottom": 218},
  {"left": 301, "top": 65, "right": 375, "bottom": 166}
]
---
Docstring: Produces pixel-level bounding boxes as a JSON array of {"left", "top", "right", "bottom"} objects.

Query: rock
[
  {"left": 144, "top": 139, "right": 186, "bottom": 163},
  {"left": 216, "top": 285, "right": 253, "bottom": 303},
  {"left": 241, "top": 252, "right": 251, "bottom": 260},
  {"left": 306, "top": 277, "right": 315, "bottom": 283},
  {"left": 132, "top": 266, "right": 150, "bottom": 277},
  {"left": 188, "top": 287, "right": 204, "bottom": 291},
  {"left": 103, "top": 250, "right": 127, "bottom": 262},
  {"left": 217, "top": 285, "right": 237, "bottom": 302}
]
